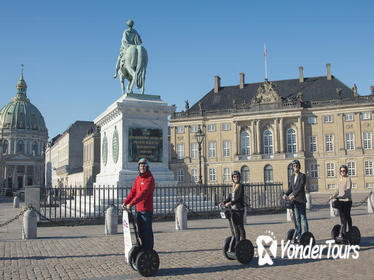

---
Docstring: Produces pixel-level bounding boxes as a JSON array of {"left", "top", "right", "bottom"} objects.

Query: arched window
[
  {"left": 16, "top": 140, "right": 25, "bottom": 154},
  {"left": 241, "top": 166, "right": 250, "bottom": 183},
  {"left": 240, "top": 130, "right": 250, "bottom": 155},
  {"left": 2, "top": 140, "right": 8, "bottom": 154},
  {"left": 263, "top": 130, "right": 273, "bottom": 154},
  {"left": 288, "top": 163, "right": 294, "bottom": 182},
  {"left": 287, "top": 128, "right": 297, "bottom": 153},
  {"left": 264, "top": 165, "right": 273, "bottom": 183},
  {"left": 32, "top": 141, "right": 38, "bottom": 156}
]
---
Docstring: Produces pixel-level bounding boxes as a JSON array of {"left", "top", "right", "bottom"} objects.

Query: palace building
[{"left": 169, "top": 64, "right": 374, "bottom": 192}]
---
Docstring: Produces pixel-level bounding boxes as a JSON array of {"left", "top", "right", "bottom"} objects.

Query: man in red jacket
[{"left": 122, "top": 158, "right": 155, "bottom": 250}]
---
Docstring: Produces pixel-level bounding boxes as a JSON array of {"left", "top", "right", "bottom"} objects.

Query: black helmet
[
  {"left": 231, "top": 170, "right": 241, "bottom": 181},
  {"left": 292, "top": 160, "right": 301, "bottom": 168},
  {"left": 340, "top": 165, "right": 348, "bottom": 173}
]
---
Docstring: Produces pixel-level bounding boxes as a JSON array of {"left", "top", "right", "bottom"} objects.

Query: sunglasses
[{"left": 340, "top": 169, "right": 347, "bottom": 173}]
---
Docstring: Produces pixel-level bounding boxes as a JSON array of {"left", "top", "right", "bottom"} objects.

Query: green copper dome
[{"left": 0, "top": 74, "right": 47, "bottom": 132}]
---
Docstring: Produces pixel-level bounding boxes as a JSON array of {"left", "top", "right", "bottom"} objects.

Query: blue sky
[{"left": 0, "top": 0, "right": 373, "bottom": 139}]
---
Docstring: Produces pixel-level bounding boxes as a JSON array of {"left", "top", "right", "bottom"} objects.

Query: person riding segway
[
  {"left": 329, "top": 165, "right": 361, "bottom": 245},
  {"left": 220, "top": 171, "right": 254, "bottom": 264},
  {"left": 122, "top": 158, "right": 159, "bottom": 277},
  {"left": 283, "top": 160, "right": 315, "bottom": 246}
]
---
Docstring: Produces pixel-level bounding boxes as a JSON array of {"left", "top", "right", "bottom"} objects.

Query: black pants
[
  {"left": 231, "top": 210, "right": 246, "bottom": 248},
  {"left": 338, "top": 201, "right": 352, "bottom": 235}
]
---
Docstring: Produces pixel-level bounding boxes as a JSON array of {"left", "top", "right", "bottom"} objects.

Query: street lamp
[{"left": 195, "top": 125, "right": 205, "bottom": 184}]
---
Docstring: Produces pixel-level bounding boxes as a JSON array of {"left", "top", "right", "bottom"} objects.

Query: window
[
  {"left": 344, "top": 113, "right": 354, "bottom": 121},
  {"left": 190, "top": 143, "right": 199, "bottom": 159},
  {"left": 2, "top": 140, "right": 8, "bottom": 154},
  {"left": 221, "top": 123, "right": 231, "bottom": 131},
  {"left": 190, "top": 125, "right": 198, "bottom": 133},
  {"left": 176, "top": 126, "right": 185, "bottom": 134},
  {"left": 207, "top": 124, "right": 216, "bottom": 132},
  {"left": 309, "top": 136, "right": 317, "bottom": 153},
  {"left": 223, "top": 141, "right": 231, "bottom": 157},
  {"left": 191, "top": 169, "right": 198, "bottom": 183},
  {"left": 208, "top": 142, "right": 216, "bottom": 158},
  {"left": 177, "top": 169, "right": 184, "bottom": 183},
  {"left": 209, "top": 168, "right": 217, "bottom": 182},
  {"left": 223, "top": 168, "right": 231, "bottom": 182},
  {"left": 32, "top": 141, "right": 38, "bottom": 156},
  {"left": 345, "top": 133, "right": 355, "bottom": 150},
  {"left": 16, "top": 140, "right": 25, "bottom": 153},
  {"left": 328, "top": 184, "right": 336, "bottom": 190},
  {"left": 347, "top": 161, "right": 356, "bottom": 176},
  {"left": 241, "top": 166, "right": 250, "bottom": 183},
  {"left": 264, "top": 165, "right": 273, "bottom": 183},
  {"left": 366, "top": 182, "right": 374, "bottom": 189},
  {"left": 361, "top": 112, "right": 371, "bottom": 120},
  {"left": 365, "top": 160, "right": 373, "bottom": 176},
  {"left": 288, "top": 163, "right": 294, "bottom": 182},
  {"left": 263, "top": 130, "right": 273, "bottom": 155},
  {"left": 310, "top": 163, "right": 319, "bottom": 178},
  {"left": 363, "top": 132, "right": 372, "bottom": 150},
  {"left": 352, "top": 183, "right": 357, "bottom": 189},
  {"left": 325, "top": 134, "right": 334, "bottom": 152},
  {"left": 326, "top": 162, "right": 335, "bottom": 177},
  {"left": 176, "top": 143, "right": 184, "bottom": 159},
  {"left": 307, "top": 117, "right": 317, "bottom": 124},
  {"left": 323, "top": 115, "right": 333, "bottom": 123},
  {"left": 287, "top": 129, "right": 297, "bottom": 153},
  {"left": 240, "top": 131, "right": 250, "bottom": 155}
]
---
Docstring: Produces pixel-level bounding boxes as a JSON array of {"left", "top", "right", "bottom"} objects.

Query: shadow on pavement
[
  {"left": 0, "top": 253, "right": 123, "bottom": 261},
  {"left": 158, "top": 248, "right": 221, "bottom": 254}
]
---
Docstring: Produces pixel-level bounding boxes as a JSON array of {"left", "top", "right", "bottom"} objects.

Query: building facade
[
  {"left": 82, "top": 126, "right": 100, "bottom": 189},
  {"left": 0, "top": 73, "right": 48, "bottom": 190},
  {"left": 169, "top": 64, "right": 374, "bottom": 192},
  {"left": 44, "top": 121, "right": 96, "bottom": 188}
]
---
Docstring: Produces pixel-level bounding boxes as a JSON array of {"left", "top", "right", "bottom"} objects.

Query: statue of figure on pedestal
[{"left": 114, "top": 20, "right": 148, "bottom": 95}]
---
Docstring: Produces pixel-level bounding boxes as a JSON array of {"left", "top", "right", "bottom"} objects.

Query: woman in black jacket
[{"left": 221, "top": 171, "right": 246, "bottom": 250}]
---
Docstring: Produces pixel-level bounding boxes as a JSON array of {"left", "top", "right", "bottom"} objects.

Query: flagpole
[{"left": 264, "top": 43, "right": 268, "bottom": 80}]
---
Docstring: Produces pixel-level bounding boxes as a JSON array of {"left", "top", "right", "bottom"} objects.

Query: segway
[
  {"left": 330, "top": 199, "right": 361, "bottom": 245},
  {"left": 220, "top": 206, "right": 254, "bottom": 264},
  {"left": 284, "top": 198, "right": 316, "bottom": 246},
  {"left": 123, "top": 209, "right": 159, "bottom": 277}
]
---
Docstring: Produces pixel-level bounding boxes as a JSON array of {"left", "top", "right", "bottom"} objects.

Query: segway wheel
[
  {"left": 136, "top": 249, "right": 160, "bottom": 277},
  {"left": 300, "top": 232, "right": 316, "bottom": 247},
  {"left": 128, "top": 246, "right": 141, "bottom": 271},
  {"left": 331, "top": 224, "right": 341, "bottom": 242},
  {"left": 235, "top": 239, "right": 254, "bottom": 264},
  {"left": 286, "top": 229, "right": 295, "bottom": 242},
  {"left": 347, "top": 226, "right": 361, "bottom": 245},
  {"left": 223, "top": 236, "right": 236, "bottom": 260}
]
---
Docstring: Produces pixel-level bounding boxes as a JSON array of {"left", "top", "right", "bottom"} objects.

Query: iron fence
[{"left": 39, "top": 182, "right": 284, "bottom": 223}]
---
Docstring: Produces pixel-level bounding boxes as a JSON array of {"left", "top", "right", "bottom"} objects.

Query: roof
[{"left": 189, "top": 75, "right": 355, "bottom": 113}]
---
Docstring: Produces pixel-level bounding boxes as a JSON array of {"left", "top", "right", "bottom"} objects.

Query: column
[
  {"left": 12, "top": 166, "right": 16, "bottom": 190},
  {"left": 4, "top": 165, "right": 8, "bottom": 187},
  {"left": 23, "top": 168, "right": 27, "bottom": 187},
  {"left": 280, "top": 118, "right": 284, "bottom": 153},
  {"left": 256, "top": 120, "right": 261, "bottom": 154},
  {"left": 233, "top": 121, "right": 238, "bottom": 156},
  {"left": 274, "top": 118, "right": 279, "bottom": 153},
  {"left": 250, "top": 120, "right": 255, "bottom": 156},
  {"left": 298, "top": 116, "right": 304, "bottom": 152},
  {"left": 186, "top": 125, "right": 190, "bottom": 162}
]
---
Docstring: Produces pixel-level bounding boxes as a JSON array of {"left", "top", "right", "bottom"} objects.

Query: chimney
[
  {"left": 240, "top": 72, "right": 245, "bottom": 89},
  {"left": 326, "top": 63, "right": 332, "bottom": 80},
  {"left": 299, "top": 66, "right": 304, "bottom": 83},
  {"left": 214, "top": 75, "right": 221, "bottom": 93}
]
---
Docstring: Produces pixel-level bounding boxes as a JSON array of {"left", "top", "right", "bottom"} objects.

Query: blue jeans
[
  {"left": 135, "top": 211, "right": 154, "bottom": 250},
  {"left": 293, "top": 201, "right": 309, "bottom": 239}
]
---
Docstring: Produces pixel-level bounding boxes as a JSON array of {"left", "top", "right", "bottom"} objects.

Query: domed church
[{"left": 0, "top": 70, "right": 48, "bottom": 191}]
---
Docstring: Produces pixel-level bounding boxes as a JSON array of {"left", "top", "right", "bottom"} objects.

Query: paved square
[{"left": 1, "top": 193, "right": 373, "bottom": 280}]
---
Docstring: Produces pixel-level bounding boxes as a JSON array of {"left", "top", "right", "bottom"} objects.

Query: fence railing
[{"left": 39, "top": 183, "right": 284, "bottom": 222}]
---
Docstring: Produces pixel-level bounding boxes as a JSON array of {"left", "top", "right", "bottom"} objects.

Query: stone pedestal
[{"left": 94, "top": 93, "right": 176, "bottom": 188}]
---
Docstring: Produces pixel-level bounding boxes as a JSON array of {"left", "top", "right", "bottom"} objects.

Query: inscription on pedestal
[{"left": 128, "top": 128, "right": 162, "bottom": 162}]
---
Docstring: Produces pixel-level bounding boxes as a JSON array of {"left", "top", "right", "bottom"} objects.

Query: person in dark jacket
[
  {"left": 220, "top": 171, "right": 246, "bottom": 250},
  {"left": 283, "top": 160, "right": 309, "bottom": 242},
  {"left": 122, "top": 158, "right": 155, "bottom": 250}
]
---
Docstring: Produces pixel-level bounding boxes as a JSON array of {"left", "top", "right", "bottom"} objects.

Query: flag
[{"left": 264, "top": 43, "right": 267, "bottom": 58}]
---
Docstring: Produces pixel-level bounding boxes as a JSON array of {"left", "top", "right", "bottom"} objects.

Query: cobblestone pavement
[{"left": 0, "top": 193, "right": 373, "bottom": 280}]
